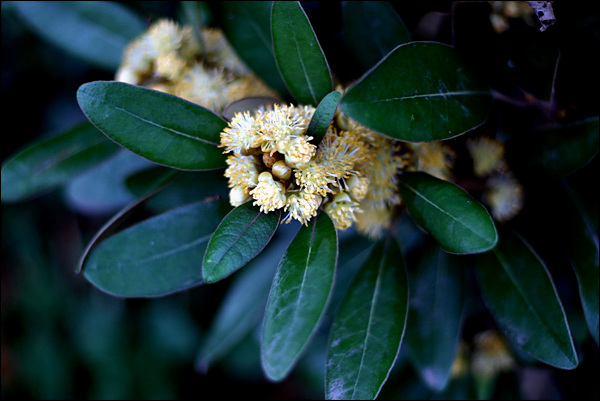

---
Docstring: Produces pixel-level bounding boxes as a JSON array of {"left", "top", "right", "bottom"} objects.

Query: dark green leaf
[
  {"left": 83, "top": 199, "right": 231, "bottom": 297},
  {"left": 1, "top": 122, "right": 119, "bottom": 203},
  {"left": 271, "top": 1, "right": 333, "bottom": 105},
  {"left": 197, "top": 251, "right": 278, "bottom": 371},
  {"left": 222, "top": 96, "right": 280, "bottom": 122},
  {"left": 214, "top": 1, "right": 291, "bottom": 98},
  {"left": 307, "top": 91, "right": 341, "bottom": 144},
  {"left": 64, "top": 149, "right": 152, "bottom": 214},
  {"left": 342, "top": 1, "right": 410, "bottom": 71},
  {"left": 404, "top": 241, "right": 465, "bottom": 392},
  {"left": 77, "top": 81, "right": 228, "bottom": 171},
  {"left": 476, "top": 230, "right": 578, "bottom": 369},
  {"left": 526, "top": 117, "right": 599, "bottom": 178},
  {"left": 11, "top": 1, "right": 145, "bottom": 70},
  {"left": 326, "top": 236, "right": 408, "bottom": 400},
  {"left": 340, "top": 42, "right": 493, "bottom": 141},
  {"left": 563, "top": 184, "right": 599, "bottom": 344},
  {"left": 202, "top": 201, "right": 281, "bottom": 283},
  {"left": 398, "top": 172, "right": 498, "bottom": 254},
  {"left": 262, "top": 213, "right": 338, "bottom": 381},
  {"left": 124, "top": 167, "right": 180, "bottom": 198}
]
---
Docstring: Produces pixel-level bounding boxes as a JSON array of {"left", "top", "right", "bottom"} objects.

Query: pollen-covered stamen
[
  {"left": 249, "top": 172, "right": 287, "bottom": 213},
  {"left": 283, "top": 190, "right": 322, "bottom": 225},
  {"left": 220, "top": 111, "right": 263, "bottom": 155},
  {"left": 224, "top": 154, "right": 261, "bottom": 191},
  {"left": 323, "top": 192, "right": 361, "bottom": 230}
]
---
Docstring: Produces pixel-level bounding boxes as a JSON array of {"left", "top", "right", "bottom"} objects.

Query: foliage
[{"left": 2, "top": 1, "right": 598, "bottom": 399}]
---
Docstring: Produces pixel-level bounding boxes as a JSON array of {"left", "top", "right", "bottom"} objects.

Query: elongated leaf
[
  {"left": 214, "top": 1, "right": 291, "bottom": 98},
  {"left": 404, "top": 241, "right": 465, "bottom": 392},
  {"left": 11, "top": 1, "right": 145, "bottom": 70},
  {"left": 202, "top": 201, "right": 281, "bottom": 283},
  {"left": 340, "top": 42, "right": 493, "bottom": 141},
  {"left": 326, "top": 236, "right": 408, "bottom": 400},
  {"left": 83, "top": 200, "right": 231, "bottom": 297},
  {"left": 342, "top": 1, "right": 410, "bottom": 71},
  {"left": 563, "top": 184, "right": 599, "bottom": 344},
  {"left": 77, "top": 81, "right": 227, "bottom": 170},
  {"left": 262, "top": 213, "right": 338, "bottom": 381},
  {"left": 526, "top": 117, "right": 599, "bottom": 178},
  {"left": 271, "top": 1, "right": 333, "bottom": 105},
  {"left": 1, "top": 122, "right": 119, "bottom": 203},
  {"left": 398, "top": 172, "right": 497, "bottom": 254},
  {"left": 307, "top": 91, "right": 341, "bottom": 144},
  {"left": 476, "top": 230, "right": 578, "bottom": 369}
]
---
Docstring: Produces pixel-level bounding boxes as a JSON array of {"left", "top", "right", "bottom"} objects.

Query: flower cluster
[
  {"left": 115, "top": 19, "right": 276, "bottom": 113},
  {"left": 220, "top": 104, "right": 405, "bottom": 235},
  {"left": 467, "top": 136, "right": 523, "bottom": 221}
]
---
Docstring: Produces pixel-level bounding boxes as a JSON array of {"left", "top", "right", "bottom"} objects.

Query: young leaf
[
  {"left": 1, "top": 122, "right": 119, "bottom": 203},
  {"left": 342, "top": 1, "right": 410, "bottom": 71},
  {"left": 340, "top": 42, "right": 493, "bottom": 142},
  {"left": 398, "top": 172, "right": 498, "bottom": 254},
  {"left": 475, "top": 230, "right": 578, "bottom": 369},
  {"left": 307, "top": 91, "right": 341, "bottom": 144},
  {"left": 326, "top": 236, "right": 408, "bottom": 400},
  {"left": 271, "top": 1, "right": 333, "bottom": 105},
  {"left": 261, "top": 213, "right": 338, "bottom": 381},
  {"left": 77, "top": 81, "right": 228, "bottom": 171},
  {"left": 404, "top": 241, "right": 465, "bottom": 392},
  {"left": 83, "top": 199, "right": 231, "bottom": 297},
  {"left": 214, "top": 1, "right": 292, "bottom": 99},
  {"left": 11, "top": 1, "right": 145, "bottom": 70},
  {"left": 202, "top": 202, "right": 281, "bottom": 283}
]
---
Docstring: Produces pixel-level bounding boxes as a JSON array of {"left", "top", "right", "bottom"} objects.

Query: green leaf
[
  {"left": 202, "top": 202, "right": 281, "bottom": 283},
  {"left": 76, "top": 81, "right": 228, "bottom": 171},
  {"left": 475, "top": 230, "right": 578, "bottom": 369},
  {"left": 271, "top": 1, "right": 333, "bottom": 105},
  {"left": 197, "top": 251, "right": 278, "bottom": 371},
  {"left": 214, "top": 1, "right": 291, "bottom": 99},
  {"left": 1, "top": 122, "right": 119, "bottom": 203},
  {"left": 11, "top": 1, "right": 145, "bottom": 70},
  {"left": 340, "top": 42, "right": 493, "bottom": 142},
  {"left": 526, "top": 117, "right": 599, "bottom": 178},
  {"left": 261, "top": 213, "right": 338, "bottom": 381},
  {"left": 563, "top": 184, "right": 599, "bottom": 345},
  {"left": 307, "top": 91, "right": 341, "bottom": 144},
  {"left": 398, "top": 172, "right": 498, "bottom": 254},
  {"left": 83, "top": 199, "right": 231, "bottom": 297},
  {"left": 342, "top": 1, "right": 410, "bottom": 71},
  {"left": 404, "top": 241, "right": 465, "bottom": 392},
  {"left": 326, "top": 236, "right": 408, "bottom": 400}
]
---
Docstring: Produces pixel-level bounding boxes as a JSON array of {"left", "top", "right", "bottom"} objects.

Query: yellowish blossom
[
  {"left": 324, "top": 192, "right": 362, "bottom": 230},
  {"left": 224, "top": 154, "right": 261, "bottom": 192},
  {"left": 220, "top": 111, "right": 263, "bottom": 155},
  {"left": 407, "top": 142, "right": 455, "bottom": 181},
  {"left": 467, "top": 136, "right": 506, "bottom": 177},
  {"left": 283, "top": 190, "right": 322, "bottom": 225},
  {"left": 484, "top": 173, "right": 524, "bottom": 221},
  {"left": 471, "top": 330, "right": 515, "bottom": 378},
  {"left": 249, "top": 172, "right": 287, "bottom": 213}
]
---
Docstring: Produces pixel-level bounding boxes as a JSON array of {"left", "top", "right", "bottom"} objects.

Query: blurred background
[{"left": 2, "top": 1, "right": 598, "bottom": 399}]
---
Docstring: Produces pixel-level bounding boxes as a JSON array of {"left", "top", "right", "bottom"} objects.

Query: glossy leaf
[
  {"left": 271, "top": 1, "right": 333, "bottom": 105},
  {"left": 262, "top": 213, "right": 338, "bottom": 381},
  {"left": 326, "top": 237, "right": 408, "bottom": 400},
  {"left": 214, "top": 1, "right": 291, "bottom": 98},
  {"left": 342, "top": 1, "right": 410, "bottom": 71},
  {"left": 404, "top": 241, "right": 465, "bottom": 392},
  {"left": 202, "top": 202, "right": 281, "bottom": 283},
  {"left": 11, "top": 1, "right": 145, "bottom": 70},
  {"left": 398, "top": 172, "right": 498, "bottom": 254},
  {"left": 307, "top": 91, "right": 341, "bottom": 144},
  {"left": 77, "top": 81, "right": 227, "bottom": 170},
  {"left": 563, "top": 185, "right": 599, "bottom": 344},
  {"left": 340, "top": 42, "right": 493, "bottom": 142},
  {"left": 476, "top": 230, "right": 578, "bottom": 369},
  {"left": 83, "top": 199, "right": 231, "bottom": 297},
  {"left": 1, "top": 122, "right": 119, "bottom": 203},
  {"left": 526, "top": 117, "right": 599, "bottom": 178}
]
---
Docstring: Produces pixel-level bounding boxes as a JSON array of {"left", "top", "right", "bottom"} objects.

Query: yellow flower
[
  {"left": 324, "top": 192, "right": 361, "bottom": 230},
  {"left": 467, "top": 136, "right": 507, "bottom": 177},
  {"left": 354, "top": 200, "right": 394, "bottom": 239},
  {"left": 407, "top": 142, "right": 455, "bottom": 181},
  {"left": 146, "top": 19, "right": 187, "bottom": 58},
  {"left": 249, "top": 172, "right": 287, "bottom": 213},
  {"left": 484, "top": 173, "right": 523, "bottom": 221},
  {"left": 283, "top": 190, "right": 322, "bottom": 225},
  {"left": 471, "top": 330, "right": 515, "bottom": 378},
  {"left": 224, "top": 154, "right": 261, "bottom": 192},
  {"left": 220, "top": 111, "right": 263, "bottom": 155}
]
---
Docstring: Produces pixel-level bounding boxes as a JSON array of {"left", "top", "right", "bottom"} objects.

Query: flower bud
[{"left": 271, "top": 160, "right": 292, "bottom": 180}]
